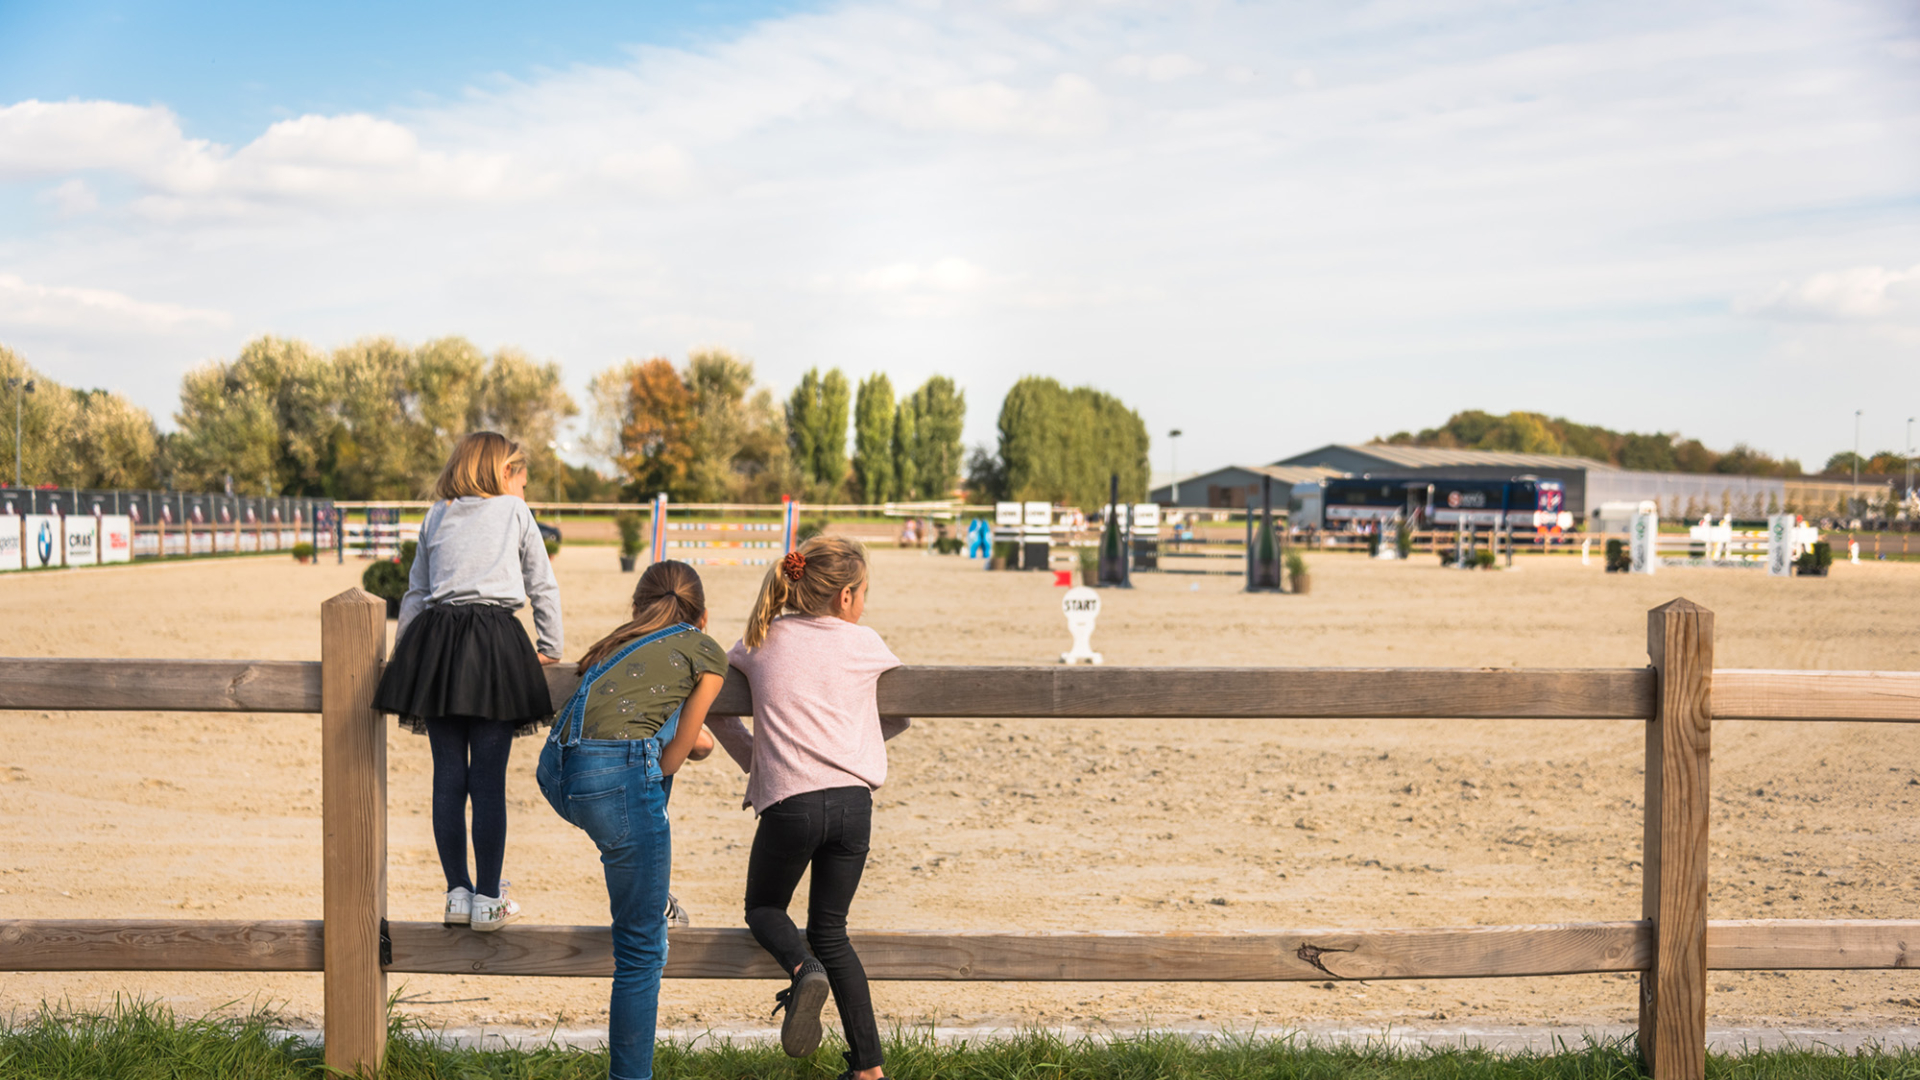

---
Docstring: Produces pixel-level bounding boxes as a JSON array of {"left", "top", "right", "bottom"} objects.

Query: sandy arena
[{"left": 3, "top": 547, "right": 1918, "bottom": 1039}]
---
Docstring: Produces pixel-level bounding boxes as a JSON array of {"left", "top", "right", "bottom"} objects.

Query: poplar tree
[
  {"left": 903, "top": 375, "right": 966, "bottom": 500},
  {"left": 992, "top": 376, "right": 1149, "bottom": 509},
  {"left": 890, "top": 401, "right": 918, "bottom": 500},
  {"left": 785, "top": 367, "right": 850, "bottom": 496},
  {"left": 852, "top": 372, "right": 895, "bottom": 505}
]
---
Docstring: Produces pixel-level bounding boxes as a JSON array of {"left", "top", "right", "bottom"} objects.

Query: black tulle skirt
[{"left": 375, "top": 603, "right": 554, "bottom": 736}]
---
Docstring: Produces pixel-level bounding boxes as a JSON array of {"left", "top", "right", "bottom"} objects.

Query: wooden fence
[{"left": 2, "top": 592, "right": 1918, "bottom": 1080}]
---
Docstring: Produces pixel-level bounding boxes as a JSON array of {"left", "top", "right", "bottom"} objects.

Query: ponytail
[
  {"left": 577, "top": 560, "right": 706, "bottom": 669},
  {"left": 743, "top": 535, "right": 868, "bottom": 648}
]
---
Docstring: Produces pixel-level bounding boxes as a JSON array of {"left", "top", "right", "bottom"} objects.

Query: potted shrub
[
  {"left": 990, "top": 540, "right": 1017, "bottom": 571},
  {"left": 1473, "top": 549, "right": 1497, "bottom": 570},
  {"left": 291, "top": 541, "right": 315, "bottom": 565},
  {"left": 616, "top": 512, "right": 644, "bottom": 572},
  {"left": 1604, "top": 538, "right": 1629, "bottom": 573},
  {"left": 1794, "top": 541, "right": 1833, "bottom": 577},
  {"left": 361, "top": 540, "right": 417, "bottom": 619},
  {"left": 1078, "top": 545, "right": 1099, "bottom": 586},
  {"left": 1285, "top": 551, "right": 1310, "bottom": 594}
]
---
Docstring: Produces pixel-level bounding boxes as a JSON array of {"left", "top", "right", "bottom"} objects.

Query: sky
[{"left": 2, "top": 0, "right": 1918, "bottom": 477}]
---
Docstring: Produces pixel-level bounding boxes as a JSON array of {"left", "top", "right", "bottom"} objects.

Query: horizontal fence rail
[
  {"left": 5, "top": 591, "right": 1920, "bottom": 1080},
  {"left": 9, "top": 660, "right": 1920, "bottom": 724},
  {"left": 7, "top": 920, "right": 1915, "bottom": 979}
]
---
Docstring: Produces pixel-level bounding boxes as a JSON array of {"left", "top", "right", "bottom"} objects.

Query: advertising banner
[
  {"left": 36, "top": 490, "right": 76, "bottom": 517},
  {"left": 64, "top": 515, "right": 98, "bottom": 567},
  {"left": 76, "top": 490, "right": 117, "bottom": 516},
  {"left": 24, "top": 514, "right": 62, "bottom": 568},
  {"left": 0, "top": 515, "right": 20, "bottom": 571},
  {"left": 101, "top": 515, "right": 133, "bottom": 563},
  {"left": 238, "top": 496, "right": 262, "bottom": 525},
  {"left": 180, "top": 493, "right": 211, "bottom": 527},
  {"left": 122, "top": 491, "right": 155, "bottom": 525},
  {"left": 0, "top": 488, "right": 30, "bottom": 516},
  {"left": 1767, "top": 514, "right": 1792, "bottom": 577},
  {"left": 211, "top": 494, "right": 237, "bottom": 527}
]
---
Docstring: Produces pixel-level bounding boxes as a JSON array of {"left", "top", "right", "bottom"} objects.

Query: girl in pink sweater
[{"left": 706, "top": 536, "right": 907, "bottom": 1080}]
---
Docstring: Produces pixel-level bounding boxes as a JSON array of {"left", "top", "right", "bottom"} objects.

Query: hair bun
[{"left": 781, "top": 551, "right": 807, "bottom": 581}]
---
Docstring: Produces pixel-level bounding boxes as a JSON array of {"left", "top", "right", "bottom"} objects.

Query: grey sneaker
[
  {"left": 665, "top": 892, "right": 690, "bottom": 928},
  {"left": 772, "top": 958, "right": 829, "bottom": 1057}
]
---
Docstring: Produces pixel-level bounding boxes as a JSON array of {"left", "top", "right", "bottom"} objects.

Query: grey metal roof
[{"left": 1276, "top": 443, "right": 1615, "bottom": 472}]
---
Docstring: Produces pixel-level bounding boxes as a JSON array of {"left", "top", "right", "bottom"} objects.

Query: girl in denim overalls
[{"left": 538, "top": 560, "right": 726, "bottom": 1080}]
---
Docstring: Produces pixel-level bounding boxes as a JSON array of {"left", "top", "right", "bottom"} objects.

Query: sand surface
[{"left": 3, "top": 548, "right": 1918, "bottom": 1035}]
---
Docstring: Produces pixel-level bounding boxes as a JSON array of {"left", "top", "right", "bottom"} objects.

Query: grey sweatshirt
[{"left": 396, "top": 496, "right": 564, "bottom": 658}]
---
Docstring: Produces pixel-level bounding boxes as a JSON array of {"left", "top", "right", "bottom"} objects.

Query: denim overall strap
[{"left": 553, "top": 623, "right": 696, "bottom": 749}]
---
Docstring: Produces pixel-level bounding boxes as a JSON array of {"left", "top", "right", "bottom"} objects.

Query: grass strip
[{"left": 3, "top": 999, "right": 1918, "bottom": 1079}]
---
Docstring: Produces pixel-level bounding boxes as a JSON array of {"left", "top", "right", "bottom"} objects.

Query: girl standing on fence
[
  {"left": 537, "top": 560, "right": 727, "bottom": 1080},
  {"left": 706, "top": 536, "right": 909, "bottom": 1080},
  {"left": 374, "top": 431, "right": 562, "bottom": 932}
]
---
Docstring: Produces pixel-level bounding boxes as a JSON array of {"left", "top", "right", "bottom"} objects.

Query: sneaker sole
[
  {"left": 780, "top": 970, "right": 830, "bottom": 1057},
  {"left": 443, "top": 915, "right": 470, "bottom": 927},
  {"left": 470, "top": 913, "right": 519, "bottom": 932}
]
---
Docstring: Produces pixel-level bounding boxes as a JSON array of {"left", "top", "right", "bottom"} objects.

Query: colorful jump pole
[
  {"left": 782, "top": 495, "right": 797, "bottom": 555},
  {"left": 648, "top": 493, "right": 667, "bottom": 565}
]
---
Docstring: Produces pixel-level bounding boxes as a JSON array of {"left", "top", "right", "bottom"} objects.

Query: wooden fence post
[
  {"left": 322, "top": 588, "right": 388, "bottom": 1075},
  {"left": 1640, "top": 598, "right": 1712, "bottom": 1079}
]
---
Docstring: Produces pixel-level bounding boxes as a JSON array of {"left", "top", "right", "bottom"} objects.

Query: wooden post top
[
  {"left": 321, "top": 587, "right": 384, "bottom": 610},
  {"left": 1649, "top": 597, "right": 1711, "bottom": 616}
]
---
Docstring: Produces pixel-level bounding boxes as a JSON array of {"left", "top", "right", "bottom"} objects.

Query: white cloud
[
  {"left": 1112, "top": 53, "right": 1205, "bottom": 82},
  {"left": 844, "top": 258, "right": 988, "bottom": 293},
  {"left": 1737, "top": 265, "right": 1920, "bottom": 322},
  {"left": 0, "top": 274, "right": 231, "bottom": 332},
  {"left": 1, "top": 0, "right": 1917, "bottom": 469}
]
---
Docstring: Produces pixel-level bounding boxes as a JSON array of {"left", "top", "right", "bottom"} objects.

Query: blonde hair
[
  {"left": 744, "top": 535, "right": 868, "bottom": 649},
  {"left": 577, "top": 561, "right": 706, "bottom": 669},
  {"left": 433, "top": 432, "right": 526, "bottom": 501}
]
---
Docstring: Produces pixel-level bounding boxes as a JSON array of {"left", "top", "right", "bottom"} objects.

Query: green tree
[
  {"left": 1, "top": 345, "right": 160, "bottom": 489},
  {"left": 890, "top": 400, "right": 918, "bottom": 500},
  {"left": 614, "top": 358, "right": 695, "bottom": 499},
  {"left": 479, "top": 347, "right": 578, "bottom": 501},
  {"left": 904, "top": 375, "right": 966, "bottom": 500},
  {"left": 992, "top": 377, "right": 1149, "bottom": 509},
  {"left": 852, "top": 373, "right": 895, "bottom": 504},
  {"left": 785, "top": 368, "right": 850, "bottom": 497}
]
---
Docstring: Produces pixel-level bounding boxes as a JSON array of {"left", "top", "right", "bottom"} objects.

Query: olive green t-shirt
[{"left": 580, "top": 628, "right": 730, "bottom": 741}]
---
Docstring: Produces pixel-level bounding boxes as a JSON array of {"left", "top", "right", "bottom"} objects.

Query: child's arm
[
  {"left": 395, "top": 505, "right": 435, "bottom": 638},
  {"left": 518, "top": 507, "right": 563, "bottom": 662},
  {"left": 704, "top": 715, "right": 754, "bottom": 773},
  {"left": 660, "top": 672, "right": 725, "bottom": 776}
]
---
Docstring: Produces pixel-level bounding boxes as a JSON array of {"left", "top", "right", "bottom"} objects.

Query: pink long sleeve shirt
[{"left": 706, "top": 615, "right": 910, "bottom": 814}]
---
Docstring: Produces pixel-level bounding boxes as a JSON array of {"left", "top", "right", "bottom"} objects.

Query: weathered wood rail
[{"left": 2, "top": 591, "right": 1918, "bottom": 1080}]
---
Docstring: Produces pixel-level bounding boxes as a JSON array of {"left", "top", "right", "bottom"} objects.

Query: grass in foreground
[{"left": 3, "top": 1001, "right": 1919, "bottom": 1080}]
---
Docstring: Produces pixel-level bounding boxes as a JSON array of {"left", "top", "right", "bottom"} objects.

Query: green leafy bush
[
  {"left": 1284, "top": 551, "right": 1308, "bottom": 579},
  {"left": 544, "top": 537, "right": 560, "bottom": 558},
  {"left": 615, "top": 512, "right": 645, "bottom": 558},
  {"left": 1604, "top": 538, "right": 1629, "bottom": 572},
  {"left": 290, "top": 542, "right": 315, "bottom": 561},
  {"left": 1473, "top": 549, "right": 1498, "bottom": 569}
]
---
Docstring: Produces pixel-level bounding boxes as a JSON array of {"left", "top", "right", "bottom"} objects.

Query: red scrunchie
[{"left": 781, "top": 551, "right": 807, "bottom": 581}]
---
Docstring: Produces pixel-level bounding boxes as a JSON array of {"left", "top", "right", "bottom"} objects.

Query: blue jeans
[{"left": 538, "top": 737, "right": 669, "bottom": 1080}]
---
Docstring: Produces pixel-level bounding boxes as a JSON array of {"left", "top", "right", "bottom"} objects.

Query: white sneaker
[
  {"left": 665, "top": 891, "right": 690, "bottom": 928},
  {"left": 443, "top": 886, "right": 473, "bottom": 927},
  {"left": 471, "top": 882, "right": 521, "bottom": 932}
]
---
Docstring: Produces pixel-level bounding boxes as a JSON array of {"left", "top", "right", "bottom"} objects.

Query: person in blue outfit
[
  {"left": 965, "top": 515, "right": 992, "bottom": 558},
  {"left": 537, "top": 560, "right": 727, "bottom": 1080}
]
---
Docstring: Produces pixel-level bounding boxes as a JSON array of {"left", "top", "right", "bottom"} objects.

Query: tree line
[
  {"left": 1384, "top": 409, "right": 1910, "bottom": 478},
  {"left": 4, "top": 336, "right": 1157, "bottom": 508}
]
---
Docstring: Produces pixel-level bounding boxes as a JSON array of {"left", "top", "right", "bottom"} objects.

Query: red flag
[{"left": 1053, "top": 570, "right": 1073, "bottom": 587}]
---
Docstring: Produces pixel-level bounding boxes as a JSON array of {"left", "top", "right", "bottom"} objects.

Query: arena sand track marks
[{"left": 1, "top": 551, "right": 1917, "bottom": 1034}]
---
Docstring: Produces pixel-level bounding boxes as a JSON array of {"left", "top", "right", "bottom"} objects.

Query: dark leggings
[
  {"left": 425, "top": 716, "right": 517, "bottom": 897},
  {"left": 744, "top": 786, "right": 881, "bottom": 1072}
]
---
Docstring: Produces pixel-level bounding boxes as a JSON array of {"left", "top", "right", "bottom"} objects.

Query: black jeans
[
  {"left": 744, "top": 786, "right": 881, "bottom": 1071},
  {"left": 425, "top": 716, "right": 517, "bottom": 898}
]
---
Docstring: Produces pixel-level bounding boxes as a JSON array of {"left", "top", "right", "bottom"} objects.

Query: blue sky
[
  {"left": 2, "top": 0, "right": 1917, "bottom": 474},
  {"left": 0, "top": 1, "right": 805, "bottom": 143}
]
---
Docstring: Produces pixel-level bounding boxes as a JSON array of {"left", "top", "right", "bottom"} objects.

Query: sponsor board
[
  {"left": 24, "top": 514, "right": 62, "bottom": 568},
  {"left": 101, "top": 515, "right": 133, "bottom": 564},
  {"left": 65, "top": 515, "right": 99, "bottom": 566},
  {"left": 0, "top": 514, "right": 20, "bottom": 571}
]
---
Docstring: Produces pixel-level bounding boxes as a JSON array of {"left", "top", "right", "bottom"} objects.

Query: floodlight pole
[
  {"left": 1168, "top": 429, "right": 1183, "bottom": 504},
  {"left": 8, "top": 378, "right": 34, "bottom": 487},
  {"left": 1906, "top": 416, "right": 1914, "bottom": 504},
  {"left": 1852, "top": 409, "right": 1862, "bottom": 515}
]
